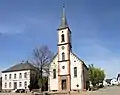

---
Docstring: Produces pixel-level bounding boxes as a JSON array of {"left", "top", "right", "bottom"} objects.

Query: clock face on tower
[{"left": 61, "top": 46, "right": 65, "bottom": 50}]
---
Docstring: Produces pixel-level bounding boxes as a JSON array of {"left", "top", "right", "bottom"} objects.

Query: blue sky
[{"left": 0, "top": 0, "right": 120, "bottom": 78}]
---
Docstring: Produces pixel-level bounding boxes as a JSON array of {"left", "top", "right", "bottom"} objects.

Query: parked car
[
  {"left": 12, "top": 89, "right": 17, "bottom": 92},
  {"left": 12, "top": 89, "right": 25, "bottom": 93},
  {"left": 103, "top": 80, "right": 111, "bottom": 86},
  {"left": 111, "top": 78, "right": 118, "bottom": 85}
]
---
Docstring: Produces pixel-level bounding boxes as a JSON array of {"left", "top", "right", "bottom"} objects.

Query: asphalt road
[{"left": 81, "top": 86, "right": 120, "bottom": 95}]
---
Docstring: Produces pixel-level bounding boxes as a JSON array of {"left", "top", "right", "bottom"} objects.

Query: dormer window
[{"left": 61, "top": 34, "right": 65, "bottom": 42}]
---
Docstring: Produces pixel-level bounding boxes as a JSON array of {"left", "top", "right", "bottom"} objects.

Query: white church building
[{"left": 49, "top": 6, "right": 88, "bottom": 92}]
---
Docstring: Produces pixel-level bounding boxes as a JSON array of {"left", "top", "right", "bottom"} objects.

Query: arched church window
[
  {"left": 61, "top": 34, "right": 65, "bottom": 42},
  {"left": 53, "top": 69, "right": 56, "bottom": 79},
  {"left": 62, "top": 52, "right": 65, "bottom": 60},
  {"left": 74, "top": 67, "right": 77, "bottom": 77}
]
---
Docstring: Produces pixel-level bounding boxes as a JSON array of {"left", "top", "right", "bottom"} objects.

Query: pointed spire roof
[{"left": 58, "top": 5, "right": 69, "bottom": 30}]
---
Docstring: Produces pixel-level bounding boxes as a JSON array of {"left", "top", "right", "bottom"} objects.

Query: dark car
[{"left": 15, "top": 89, "right": 25, "bottom": 93}]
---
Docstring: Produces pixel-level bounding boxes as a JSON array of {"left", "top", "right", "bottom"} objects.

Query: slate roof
[
  {"left": 2, "top": 61, "right": 36, "bottom": 73},
  {"left": 58, "top": 5, "right": 69, "bottom": 30}
]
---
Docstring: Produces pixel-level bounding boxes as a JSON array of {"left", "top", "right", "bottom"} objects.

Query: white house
[
  {"left": 2, "top": 61, "right": 36, "bottom": 91},
  {"left": 48, "top": 6, "right": 88, "bottom": 92}
]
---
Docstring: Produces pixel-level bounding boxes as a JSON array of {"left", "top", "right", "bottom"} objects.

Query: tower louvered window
[{"left": 61, "top": 34, "right": 65, "bottom": 42}]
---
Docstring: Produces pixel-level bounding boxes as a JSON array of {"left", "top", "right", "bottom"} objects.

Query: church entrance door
[{"left": 61, "top": 79, "right": 67, "bottom": 90}]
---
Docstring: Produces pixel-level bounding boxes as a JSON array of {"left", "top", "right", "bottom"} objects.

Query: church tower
[{"left": 57, "top": 5, "right": 72, "bottom": 91}]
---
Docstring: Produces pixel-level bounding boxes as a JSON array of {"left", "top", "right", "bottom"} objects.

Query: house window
[
  {"left": 19, "top": 82, "right": 22, "bottom": 87},
  {"left": 24, "top": 81, "right": 27, "bottom": 87},
  {"left": 19, "top": 73, "right": 22, "bottom": 79},
  {"left": 9, "top": 74, "right": 12, "bottom": 79},
  {"left": 74, "top": 67, "right": 77, "bottom": 77},
  {"left": 62, "top": 52, "right": 65, "bottom": 60},
  {"left": 5, "top": 74, "right": 7, "bottom": 80},
  {"left": 61, "top": 34, "right": 65, "bottom": 42},
  {"left": 24, "top": 72, "right": 27, "bottom": 78},
  {"left": 14, "top": 74, "right": 16, "bottom": 79},
  {"left": 9, "top": 82, "right": 11, "bottom": 88},
  {"left": 53, "top": 69, "right": 56, "bottom": 79},
  {"left": 5, "top": 82, "right": 7, "bottom": 88}
]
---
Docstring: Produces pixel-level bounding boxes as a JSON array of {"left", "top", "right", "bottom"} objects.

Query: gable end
[{"left": 71, "top": 52, "right": 88, "bottom": 70}]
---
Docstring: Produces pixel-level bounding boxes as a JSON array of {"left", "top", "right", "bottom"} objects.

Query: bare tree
[{"left": 32, "top": 45, "right": 54, "bottom": 91}]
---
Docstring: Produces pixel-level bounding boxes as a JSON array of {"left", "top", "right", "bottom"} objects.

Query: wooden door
[{"left": 62, "top": 79, "right": 67, "bottom": 90}]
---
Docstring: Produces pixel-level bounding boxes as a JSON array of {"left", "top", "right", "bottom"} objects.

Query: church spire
[{"left": 58, "top": 5, "right": 69, "bottom": 30}]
